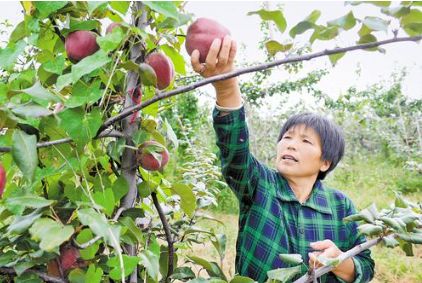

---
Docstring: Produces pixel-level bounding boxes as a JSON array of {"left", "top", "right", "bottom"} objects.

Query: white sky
[{"left": 0, "top": 1, "right": 421, "bottom": 101}]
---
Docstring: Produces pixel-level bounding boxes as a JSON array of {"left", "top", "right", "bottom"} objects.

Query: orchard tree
[{"left": 0, "top": 1, "right": 421, "bottom": 283}]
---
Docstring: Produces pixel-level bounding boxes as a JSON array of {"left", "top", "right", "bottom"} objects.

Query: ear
[{"left": 320, "top": 160, "right": 331, "bottom": 172}]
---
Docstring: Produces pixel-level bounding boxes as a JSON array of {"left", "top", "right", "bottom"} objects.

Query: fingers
[
  {"left": 190, "top": 49, "right": 202, "bottom": 73},
  {"left": 308, "top": 252, "right": 323, "bottom": 269},
  {"left": 310, "top": 239, "right": 333, "bottom": 250},
  {"left": 217, "top": 35, "right": 232, "bottom": 66},
  {"left": 205, "top": 38, "right": 222, "bottom": 70},
  {"left": 228, "top": 39, "right": 237, "bottom": 65}
]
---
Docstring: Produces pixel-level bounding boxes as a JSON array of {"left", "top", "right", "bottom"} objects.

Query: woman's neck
[{"left": 285, "top": 176, "right": 318, "bottom": 204}]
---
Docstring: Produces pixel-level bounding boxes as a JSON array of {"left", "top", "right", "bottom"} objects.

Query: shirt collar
[{"left": 276, "top": 174, "right": 333, "bottom": 215}]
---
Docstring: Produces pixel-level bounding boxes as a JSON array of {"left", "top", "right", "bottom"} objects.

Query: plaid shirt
[{"left": 213, "top": 106, "right": 374, "bottom": 283}]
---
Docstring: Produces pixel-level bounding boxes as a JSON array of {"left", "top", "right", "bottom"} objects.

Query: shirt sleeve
[
  {"left": 338, "top": 199, "right": 375, "bottom": 283},
  {"left": 212, "top": 106, "right": 266, "bottom": 210}
]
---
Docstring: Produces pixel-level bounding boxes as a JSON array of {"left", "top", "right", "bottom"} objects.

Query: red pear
[
  {"left": 137, "top": 141, "right": 169, "bottom": 171},
  {"left": 0, "top": 164, "right": 5, "bottom": 198},
  {"left": 145, "top": 52, "right": 175, "bottom": 90},
  {"left": 106, "top": 22, "right": 121, "bottom": 34},
  {"left": 65, "top": 30, "right": 99, "bottom": 62},
  {"left": 185, "top": 17, "right": 231, "bottom": 63},
  {"left": 59, "top": 246, "right": 80, "bottom": 272}
]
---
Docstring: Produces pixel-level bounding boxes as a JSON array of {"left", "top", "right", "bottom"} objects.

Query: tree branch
[
  {"left": 151, "top": 192, "right": 174, "bottom": 281},
  {"left": 0, "top": 267, "right": 66, "bottom": 283},
  {"left": 97, "top": 35, "right": 421, "bottom": 134},
  {"left": 293, "top": 236, "right": 383, "bottom": 283},
  {"left": 0, "top": 129, "right": 124, "bottom": 153}
]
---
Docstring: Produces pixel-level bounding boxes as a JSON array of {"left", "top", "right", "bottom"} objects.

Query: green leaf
[
  {"left": 7, "top": 209, "right": 43, "bottom": 234},
  {"left": 43, "top": 55, "right": 66, "bottom": 75},
  {"left": 71, "top": 50, "right": 111, "bottom": 83},
  {"left": 93, "top": 187, "right": 116, "bottom": 217},
  {"left": 397, "top": 232, "right": 422, "bottom": 244},
  {"left": 310, "top": 25, "right": 338, "bottom": 43},
  {"left": 358, "top": 223, "right": 383, "bottom": 236},
  {"left": 267, "top": 266, "right": 302, "bottom": 283},
  {"left": 14, "top": 272, "right": 43, "bottom": 283},
  {"left": 12, "top": 130, "right": 38, "bottom": 181},
  {"left": 186, "top": 256, "right": 226, "bottom": 280},
  {"left": 112, "top": 176, "right": 130, "bottom": 201},
  {"left": 265, "top": 40, "right": 293, "bottom": 56},
  {"left": 97, "top": 26, "right": 125, "bottom": 52},
  {"left": 6, "top": 195, "right": 54, "bottom": 209},
  {"left": 56, "top": 73, "right": 73, "bottom": 91},
  {"left": 171, "top": 183, "right": 196, "bottom": 218},
  {"left": 229, "top": 275, "right": 256, "bottom": 283},
  {"left": 107, "top": 255, "right": 139, "bottom": 280},
  {"left": 162, "top": 44, "right": 186, "bottom": 75},
  {"left": 401, "top": 9, "right": 422, "bottom": 35},
  {"left": 0, "top": 40, "right": 27, "bottom": 70},
  {"left": 211, "top": 233, "right": 227, "bottom": 260},
  {"left": 381, "top": 6, "right": 411, "bottom": 18},
  {"left": 29, "top": 218, "right": 74, "bottom": 251},
  {"left": 87, "top": 1, "right": 107, "bottom": 15},
  {"left": 329, "top": 51, "right": 345, "bottom": 66},
  {"left": 58, "top": 107, "right": 102, "bottom": 146},
  {"left": 11, "top": 104, "right": 52, "bottom": 118},
  {"left": 395, "top": 192, "right": 408, "bottom": 208},
  {"left": 164, "top": 118, "right": 178, "bottom": 149},
  {"left": 65, "top": 80, "right": 103, "bottom": 108},
  {"left": 317, "top": 255, "right": 341, "bottom": 267},
  {"left": 139, "top": 250, "right": 159, "bottom": 281},
  {"left": 110, "top": 1, "right": 130, "bottom": 14},
  {"left": 279, "top": 254, "right": 303, "bottom": 265},
  {"left": 34, "top": 1, "right": 67, "bottom": 18},
  {"left": 77, "top": 208, "right": 121, "bottom": 249},
  {"left": 247, "top": 9, "right": 287, "bottom": 33},
  {"left": 169, "top": 267, "right": 196, "bottom": 281},
  {"left": 327, "top": 11, "right": 356, "bottom": 30},
  {"left": 85, "top": 264, "right": 103, "bottom": 283},
  {"left": 76, "top": 229, "right": 100, "bottom": 260},
  {"left": 380, "top": 216, "right": 404, "bottom": 231},
  {"left": 119, "top": 217, "right": 144, "bottom": 244},
  {"left": 18, "top": 81, "right": 61, "bottom": 105},
  {"left": 68, "top": 20, "right": 101, "bottom": 33},
  {"left": 289, "top": 21, "right": 315, "bottom": 38},
  {"left": 382, "top": 234, "right": 399, "bottom": 248},
  {"left": 347, "top": 1, "right": 391, "bottom": 7},
  {"left": 68, "top": 268, "right": 85, "bottom": 283},
  {"left": 363, "top": 16, "right": 390, "bottom": 31},
  {"left": 143, "top": 1, "right": 179, "bottom": 20},
  {"left": 139, "top": 63, "right": 158, "bottom": 87},
  {"left": 399, "top": 240, "right": 413, "bottom": 256}
]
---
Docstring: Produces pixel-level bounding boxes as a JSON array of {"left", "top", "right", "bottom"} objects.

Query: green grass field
[{"left": 186, "top": 156, "right": 422, "bottom": 282}]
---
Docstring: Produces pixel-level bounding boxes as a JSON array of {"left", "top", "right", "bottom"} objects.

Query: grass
[{"left": 183, "top": 155, "right": 422, "bottom": 282}]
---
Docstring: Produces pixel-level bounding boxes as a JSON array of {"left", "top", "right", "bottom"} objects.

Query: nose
[{"left": 286, "top": 139, "right": 297, "bottom": 151}]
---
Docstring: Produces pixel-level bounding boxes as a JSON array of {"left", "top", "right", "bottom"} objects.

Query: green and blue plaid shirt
[{"left": 213, "top": 106, "right": 374, "bottom": 282}]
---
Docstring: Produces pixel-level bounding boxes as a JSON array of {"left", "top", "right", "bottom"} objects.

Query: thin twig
[
  {"left": 0, "top": 129, "right": 124, "bottom": 153},
  {"left": 151, "top": 192, "right": 174, "bottom": 281},
  {"left": 0, "top": 267, "right": 66, "bottom": 283},
  {"left": 97, "top": 35, "right": 422, "bottom": 134},
  {"left": 293, "top": 236, "right": 383, "bottom": 283}
]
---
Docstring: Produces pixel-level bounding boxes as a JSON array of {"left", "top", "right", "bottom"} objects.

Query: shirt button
[{"left": 298, "top": 227, "right": 304, "bottom": 234}]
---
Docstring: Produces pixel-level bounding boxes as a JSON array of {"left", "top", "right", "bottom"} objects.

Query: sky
[{"left": 0, "top": 1, "right": 421, "bottom": 101}]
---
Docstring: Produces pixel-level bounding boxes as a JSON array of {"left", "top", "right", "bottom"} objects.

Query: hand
[
  {"left": 308, "top": 240, "right": 343, "bottom": 271},
  {"left": 190, "top": 35, "right": 237, "bottom": 90}
]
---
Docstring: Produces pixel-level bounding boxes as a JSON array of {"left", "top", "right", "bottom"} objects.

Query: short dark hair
[{"left": 277, "top": 113, "right": 345, "bottom": 180}]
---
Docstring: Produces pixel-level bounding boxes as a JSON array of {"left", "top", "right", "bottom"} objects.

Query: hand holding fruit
[{"left": 186, "top": 18, "right": 238, "bottom": 92}]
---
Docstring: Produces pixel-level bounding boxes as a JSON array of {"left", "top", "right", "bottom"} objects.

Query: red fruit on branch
[
  {"left": 59, "top": 246, "right": 80, "bottom": 272},
  {"left": 185, "top": 17, "right": 231, "bottom": 63},
  {"left": 145, "top": 52, "right": 175, "bottom": 90},
  {"left": 129, "top": 87, "right": 142, "bottom": 124},
  {"left": 0, "top": 163, "right": 5, "bottom": 198},
  {"left": 65, "top": 30, "right": 99, "bottom": 62},
  {"left": 106, "top": 22, "right": 121, "bottom": 34},
  {"left": 137, "top": 141, "right": 169, "bottom": 171}
]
